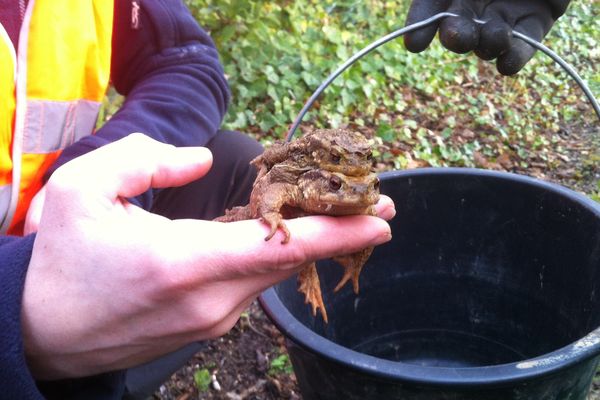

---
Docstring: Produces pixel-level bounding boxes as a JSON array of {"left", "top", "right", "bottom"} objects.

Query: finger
[
  {"left": 403, "top": 0, "right": 451, "bottom": 53},
  {"left": 233, "top": 215, "right": 391, "bottom": 274},
  {"left": 439, "top": 14, "right": 479, "bottom": 54},
  {"left": 51, "top": 133, "right": 213, "bottom": 200},
  {"left": 475, "top": 18, "right": 512, "bottom": 60},
  {"left": 168, "top": 215, "right": 391, "bottom": 283},
  {"left": 496, "top": 15, "right": 549, "bottom": 76},
  {"left": 375, "top": 195, "right": 396, "bottom": 221}
]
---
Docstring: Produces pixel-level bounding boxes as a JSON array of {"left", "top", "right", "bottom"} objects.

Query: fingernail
[
  {"left": 371, "top": 226, "right": 392, "bottom": 246},
  {"left": 179, "top": 146, "right": 213, "bottom": 164}
]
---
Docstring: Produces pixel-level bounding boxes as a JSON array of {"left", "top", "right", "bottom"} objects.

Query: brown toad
[
  {"left": 252, "top": 128, "right": 374, "bottom": 181},
  {"left": 216, "top": 129, "right": 379, "bottom": 322}
]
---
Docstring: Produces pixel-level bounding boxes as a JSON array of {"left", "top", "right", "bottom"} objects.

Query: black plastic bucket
[{"left": 260, "top": 168, "right": 600, "bottom": 399}]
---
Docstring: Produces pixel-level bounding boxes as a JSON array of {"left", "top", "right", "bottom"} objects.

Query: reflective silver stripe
[
  {"left": 0, "top": 184, "right": 12, "bottom": 233},
  {"left": 23, "top": 99, "right": 100, "bottom": 154}
]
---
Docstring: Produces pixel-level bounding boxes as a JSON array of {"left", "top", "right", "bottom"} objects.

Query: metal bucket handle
[{"left": 285, "top": 12, "right": 600, "bottom": 142}]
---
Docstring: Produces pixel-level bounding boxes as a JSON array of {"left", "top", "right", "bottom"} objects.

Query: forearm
[
  {"left": 44, "top": 1, "right": 230, "bottom": 209},
  {"left": 59, "top": 5, "right": 230, "bottom": 157},
  {"left": 106, "top": 0, "right": 230, "bottom": 148}
]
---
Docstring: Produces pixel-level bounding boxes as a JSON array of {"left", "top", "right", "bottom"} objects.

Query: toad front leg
[
  {"left": 260, "top": 211, "right": 290, "bottom": 243},
  {"left": 252, "top": 182, "right": 300, "bottom": 244}
]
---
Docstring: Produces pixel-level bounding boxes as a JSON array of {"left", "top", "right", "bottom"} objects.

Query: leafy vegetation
[
  {"left": 193, "top": 367, "right": 212, "bottom": 392},
  {"left": 268, "top": 353, "right": 294, "bottom": 376},
  {"left": 99, "top": 1, "right": 597, "bottom": 187},
  {"left": 181, "top": 0, "right": 598, "bottom": 173}
]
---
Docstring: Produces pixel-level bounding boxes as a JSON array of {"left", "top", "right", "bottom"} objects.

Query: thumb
[{"left": 50, "top": 133, "right": 213, "bottom": 200}]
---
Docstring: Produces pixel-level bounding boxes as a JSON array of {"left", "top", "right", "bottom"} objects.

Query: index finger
[{"left": 164, "top": 215, "right": 392, "bottom": 283}]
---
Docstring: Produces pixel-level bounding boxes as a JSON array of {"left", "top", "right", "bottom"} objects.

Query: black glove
[{"left": 403, "top": 0, "right": 571, "bottom": 75}]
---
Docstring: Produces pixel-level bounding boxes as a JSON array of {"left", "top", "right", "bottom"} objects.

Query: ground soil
[{"left": 154, "top": 121, "right": 600, "bottom": 400}]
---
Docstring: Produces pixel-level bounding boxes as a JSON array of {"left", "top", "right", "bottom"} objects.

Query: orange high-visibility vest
[{"left": 0, "top": 0, "right": 114, "bottom": 235}]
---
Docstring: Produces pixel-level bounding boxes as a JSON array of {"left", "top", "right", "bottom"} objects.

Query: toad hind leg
[
  {"left": 333, "top": 247, "right": 374, "bottom": 293},
  {"left": 297, "top": 262, "right": 328, "bottom": 323}
]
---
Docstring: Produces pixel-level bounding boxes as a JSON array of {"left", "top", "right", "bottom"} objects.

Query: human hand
[
  {"left": 403, "top": 0, "right": 566, "bottom": 75},
  {"left": 21, "top": 134, "right": 393, "bottom": 380}
]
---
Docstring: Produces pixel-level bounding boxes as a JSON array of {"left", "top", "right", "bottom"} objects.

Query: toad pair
[{"left": 216, "top": 129, "right": 379, "bottom": 322}]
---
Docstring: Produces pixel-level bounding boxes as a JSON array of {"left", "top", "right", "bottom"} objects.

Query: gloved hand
[{"left": 403, "top": 0, "right": 570, "bottom": 75}]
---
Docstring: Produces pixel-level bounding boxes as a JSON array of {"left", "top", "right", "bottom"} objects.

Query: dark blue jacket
[{"left": 0, "top": 1, "right": 229, "bottom": 398}]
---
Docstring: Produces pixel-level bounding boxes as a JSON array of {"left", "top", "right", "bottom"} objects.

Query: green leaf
[
  {"left": 301, "top": 71, "right": 319, "bottom": 87},
  {"left": 376, "top": 122, "right": 396, "bottom": 142},
  {"left": 264, "top": 65, "right": 280, "bottom": 84},
  {"left": 403, "top": 119, "right": 418, "bottom": 130},
  {"left": 268, "top": 354, "right": 294, "bottom": 376},
  {"left": 322, "top": 26, "right": 342, "bottom": 44},
  {"left": 216, "top": 24, "right": 236, "bottom": 43},
  {"left": 194, "top": 368, "right": 211, "bottom": 392}
]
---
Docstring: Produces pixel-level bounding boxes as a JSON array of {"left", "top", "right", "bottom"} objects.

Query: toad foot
[
  {"left": 297, "top": 263, "right": 328, "bottom": 323},
  {"left": 333, "top": 247, "right": 374, "bottom": 293}
]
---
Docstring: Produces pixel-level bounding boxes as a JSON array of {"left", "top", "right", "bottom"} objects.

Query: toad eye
[
  {"left": 366, "top": 151, "right": 373, "bottom": 161},
  {"left": 329, "top": 175, "right": 342, "bottom": 191},
  {"left": 330, "top": 152, "right": 341, "bottom": 164}
]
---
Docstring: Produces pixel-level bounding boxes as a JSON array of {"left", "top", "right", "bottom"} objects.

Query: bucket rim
[{"left": 259, "top": 167, "right": 600, "bottom": 387}]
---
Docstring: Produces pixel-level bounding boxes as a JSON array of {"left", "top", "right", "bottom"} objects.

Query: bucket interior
[{"left": 272, "top": 169, "right": 600, "bottom": 368}]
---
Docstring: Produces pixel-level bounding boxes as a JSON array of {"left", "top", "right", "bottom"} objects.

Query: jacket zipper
[
  {"left": 19, "top": 0, "right": 26, "bottom": 24},
  {"left": 131, "top": 0, "right": 141, "bottom": 29}
]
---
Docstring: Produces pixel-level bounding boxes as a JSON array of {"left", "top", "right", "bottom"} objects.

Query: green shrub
[
  {"left": 185, "top": 0, "right": 598, "bottom": 155},
  {"left": 97, "top": 1, "right": 598, "bottom": 169}
]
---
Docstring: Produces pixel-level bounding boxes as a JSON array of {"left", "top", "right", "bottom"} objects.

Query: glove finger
[
  {"left": 474, "top": 18, "right": 512, "bottom": 61},
  {"left": 439, "top": 13, "right": 479, "bottom": 54},
  {"left": 404, "top": 0, "right": 451, "bottom": 53},
  {"left": 496, "top": 16, "right": 547, "bottom": 76}
]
